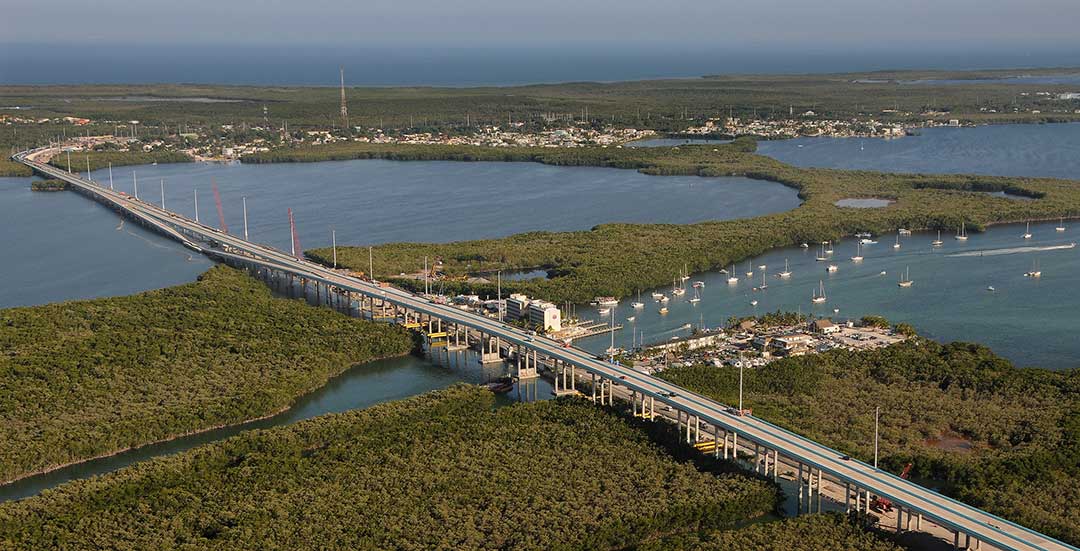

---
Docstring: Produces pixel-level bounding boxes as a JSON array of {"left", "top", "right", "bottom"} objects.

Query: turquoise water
[{"left": 577, "top": 123, "right": 1080, "bottom": 369}]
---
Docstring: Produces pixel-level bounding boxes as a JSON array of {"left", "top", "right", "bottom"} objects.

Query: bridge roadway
[{"left": 15, "top": 147, "right": 1074, "bottom": 551}]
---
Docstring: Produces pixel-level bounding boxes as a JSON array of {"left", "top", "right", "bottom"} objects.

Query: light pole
[
  {"left": 193, "top": 188, "right": 199, "bottom": 223},
  {"left": 242, "top": 197, "right": 249, "bottom": 240},
  {"left": 368, "top": 246, "right": 373, "bottom": 279},
  {"left": 332, "top": 229, "right": 337, "bottom": 269},
  {"left": 160, "top": 179, "right": 165, "bottom": 209},
  {"left": 739, "top": 363, "right": 744, "bottom": 413},
  {"left": 497, "top": 270, "right": 502, "bottom": 321},
  {"left": 874, "top": 406, "right": 880, "bottom": 468},
  {"left": 108, "top": 162, "right": 114, "bottom": 190}
]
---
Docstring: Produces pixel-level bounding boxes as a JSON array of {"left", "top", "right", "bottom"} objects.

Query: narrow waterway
[{"left": 0, "top": 349, "right": 553, "bottom": 502}]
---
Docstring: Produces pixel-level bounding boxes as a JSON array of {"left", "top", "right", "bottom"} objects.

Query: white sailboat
[
  {"left": 897, "top": 266, "right": 913, "bottom": 287},
  {"left": 1022, "top": 221, "right": 1032, "bottom": 240},
  {"left": 931, "top": 230, "right": 944, "bottom": 247},
  {"left": 689, "top": 287, "right": 701, "bottom": 304},
  {"left": 778, "top": 258, "right": 792, "bottom": 278},
  {"left": 816, "top": 243, "right": 828, "bottom": 261},
  {"left": 681, "top": 263, "right": 691, "bottom": 281},
  {"left": 727, "top": 263, "right": 739, "bottom": 284},
  {"left": 671, "top": 277, "right": 686, "bottom": 296},
  {"left": 955, "top": 222, "right": 968, "bottom": 241},
  {"left": 745, "top": 260, "right": 754, "bottom": 278},
  {"left": 825, "top": 241, "right": 834, "bottom": 254},
  {"left": 631, "top": 290, "right": 645, "bottom": 309},
  {"left": 1025, "top": 259, "right": 1042, "bottom": 278},
  {"left": 893, "top": 232, "right": 902, "bottom": 250},
  {"left": 851, "top": 241, "right": 864, "bottom": 262},
  {"left": 811, "top": 280, "right": 827, "bottom": 303},
  {"left": 1056, "top": 217, "right": 1066, "bottom": 232},
  {"left": 759, "top": 271, "right": 768, "bottom": 289}
]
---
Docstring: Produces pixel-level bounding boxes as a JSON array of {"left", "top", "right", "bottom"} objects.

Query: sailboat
[
  {"left": 825, "top": 241, "right": 834, "bottom": 254},
  {"left": 893, "top": 232, "right": 902, "bottom": 250},
  {"left": 671, "top": 277, "right": 686, "bottom": 296},
  {"left": 759, "top": 271, "right": 768, "bottom": 289},
  {"left": 727, "top": 263, "right": 739, "bottom": 284},
  {"left": 651, "top": 291, "right": 665, "bottom": 300},
  {"left": 689, "top": 287, "right": 701, "bottom": 304},
  {"left": 1025, "top": 259, "right": 1042, "bottom": 278},
  {"left": 1056, "top": 217, "right": 1066, "bottom": 232},
  {"left": 745, "top": 260, "right": 754, "bottom": 278},
  {"left": 811, "top": 280, "right": 827, "bottom": 303},
  {"left": 931, "top": 230, "right": 944, "bottom": 247},
  {"left": 631, "top": 290, "right": 645, "bottom": 309},
  {"left": 1022, "top": 221, "right": 1032, "bottom": 240},
  {"left": 897, "top": 266, "right": 913, "bottom": 287},
  {"left": 778, "top": 259, "right": 792, "bottom": 278},
  {"left": 955, "top": 222, "right": 969, "bottom": 241},
  {"left": 681, "top": 263, "right": 691, "bottom": 281},
  {"left": 816, "top": 243, "right": 828, "bottom": 261},
  {"left": 851, "top": 241, "right": 864, "bottom": 262}
]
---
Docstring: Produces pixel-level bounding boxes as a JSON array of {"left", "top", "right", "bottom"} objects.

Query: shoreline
[{"left": 0, "top": 350, "right": 414, "bottom": 495}]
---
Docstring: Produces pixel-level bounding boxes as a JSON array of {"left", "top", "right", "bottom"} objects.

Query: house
[{"left": 811, "top": 319, "right": 840, "bottom": 334}]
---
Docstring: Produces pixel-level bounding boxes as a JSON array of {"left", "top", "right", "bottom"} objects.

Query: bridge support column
[
  {"left": 845, "top": 482, "right": 851, "bottom": 513},
  {"left": 953, "top": 531, "right": 960, "bottom": 550},
  {"left": 816, "top": 468, "right": 822, "bottom": 513},
  {"left": 772, "top": 450, "right": 779, "bottom": 481},
  {"left": 916, "top": 513, "right": 922, "bottom": 531},
  {"left": 714, "top": 425, "right": 721, "bottom": 459},
  {"left": 797, "top": 463, "right": 804, "bottom": 514},
  {"left": 649, "top": 396, "right": 654, "bottom": 420}
]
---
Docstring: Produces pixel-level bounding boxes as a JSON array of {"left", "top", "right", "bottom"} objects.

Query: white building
[
  {"left": 505, "top": 293, "right": 531, "bottom": 321},
  {"left": 527, "top": 300, "right": 562, "bottom": 332}
]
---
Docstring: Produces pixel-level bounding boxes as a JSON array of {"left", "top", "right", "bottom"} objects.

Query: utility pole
[
  {"left": 368, "top": 246, "right": 373, "bottom": 279},
  {"left": 133, "top": 171, "right": 139, "bottom": 199},
  {"left": 497, "top": 270, "right": 502, "bottom": 321},
  {"left": 66, "top": 150, "right": 71, "bottom": 173},
  {"left": 332, "top": 229, "right": 337, "bottom": 269},
  {"left": 194, "top": 188, "right": 199, "bottom": 223},
  {"left": 86, "top": 156, "right": 91, "bottom": 180},
  {"left": 242, "top": 197, "right": 249, "bottom": 240},
  {"left": 423, "top": 256, "right": 428, "bottom": 295},
  {"left": 874, "top": 406, "right": 880, "bottom": 468},
  {"left": 109, "top": 163, "right": 113, "bottom": 190},
  {"left": 160, "top": 179, "right": 166, "bottom": 209}
]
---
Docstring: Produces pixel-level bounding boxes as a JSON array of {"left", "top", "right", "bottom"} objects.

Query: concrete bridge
[{"left": 14, "top": 146, "right": 1076, "bottom": 551}]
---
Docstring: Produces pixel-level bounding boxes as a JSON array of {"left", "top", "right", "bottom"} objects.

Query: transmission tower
[{"left": 339, "top": 66, "right": 349, "bottom": 131}]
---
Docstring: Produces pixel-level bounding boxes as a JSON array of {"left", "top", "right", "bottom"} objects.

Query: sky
[
  {"left": 5, "top": 0, "right": 1080, "bottom": 49},
  {"left": 3, "top": 0, "right": 1080, "bottom": 85}
]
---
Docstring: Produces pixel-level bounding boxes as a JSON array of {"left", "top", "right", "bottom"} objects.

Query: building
[
  {"left": 527, "top": 300, "right": 562, "bottom": 332},
  {"left": 811, "top": 319, "right": 840, "bottom": 334},
  {"left": 769, "top": 333, "right": 814, "bottom": 356},
  {"left": 505, "top": 293, "right": 530, "bottom": 321}
]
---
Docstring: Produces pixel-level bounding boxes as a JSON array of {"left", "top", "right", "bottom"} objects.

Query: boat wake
[{"left": 947, "top": 243, "right": 1076, "bottom": 257}]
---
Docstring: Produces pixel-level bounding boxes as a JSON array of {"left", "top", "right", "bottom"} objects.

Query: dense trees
[
  {"left": 0, "top": 266, "right": 414, "bottom": 483},
  {"left": 286, "top": 140, "right": 1080, "bottom": 303},
  {"left": 0, "top": 386, "right": 777, "bottom": 550},
  {"left": 640, "top": 513, "right": 903, "bottom": 551},
  {"left": 658, "top": 339, "right": 1080, "bottom": 544},
  {"left": 46, "top": 149, "right": 191, "bottom": 172}
]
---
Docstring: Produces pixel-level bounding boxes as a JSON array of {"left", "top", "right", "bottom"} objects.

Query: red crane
[
  {"left": 212, "top": 179, "right": 228, "bottom": 233},
  {"left": 871, "top": 463, "right": 913, "bottom": 513}
]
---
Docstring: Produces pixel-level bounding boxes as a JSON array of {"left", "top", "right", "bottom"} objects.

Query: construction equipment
[{"left": 871, "top": 463, "right": 913, "bottom": 513}]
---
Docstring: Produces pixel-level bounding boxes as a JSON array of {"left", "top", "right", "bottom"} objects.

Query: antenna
[
  {"left": 339, "top": 66, "right": 349, "bottom": 130},
  {"left": 212, "top": 179, "right": 227, "bottom": 232}
]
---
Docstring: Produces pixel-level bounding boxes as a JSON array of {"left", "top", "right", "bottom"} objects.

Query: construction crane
[{"left": 871, "top": 463, "right": 913, "bottom": 513}]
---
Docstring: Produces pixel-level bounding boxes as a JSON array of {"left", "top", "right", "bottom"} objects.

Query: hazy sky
[{"left": 5, "top": 0, "right": 1080, "bottom": 49}]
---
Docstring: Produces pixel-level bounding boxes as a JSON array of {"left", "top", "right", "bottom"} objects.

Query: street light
[{"left": 874, "top": 406, "right": 880, "bottom": 468}]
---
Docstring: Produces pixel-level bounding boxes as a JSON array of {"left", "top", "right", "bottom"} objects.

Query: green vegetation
[
  {"left": 0, "top": 386, "right": 777, "bottom": 550},
  {"left": 641, "top": 513, "right": 902, "bottom": 551},
  {"left": 657, "top": 339, "right": 1080, "bottom": 544},
  {"left": 46, "top": 149, "right": 191, "bottom": 173},
  {"left": 294, "top": 140, "right": 1080, "bottom": 303},
  {"left": 29, "top": 179, "right": 68, "bottom": 191},
  {"left": 0, "top": 265, "right": 414, "bottom": 484}
]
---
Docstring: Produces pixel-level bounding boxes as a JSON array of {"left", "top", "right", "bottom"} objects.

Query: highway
[{"left": 15, "top": 147, "right": 1076, "bottom": 551}]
